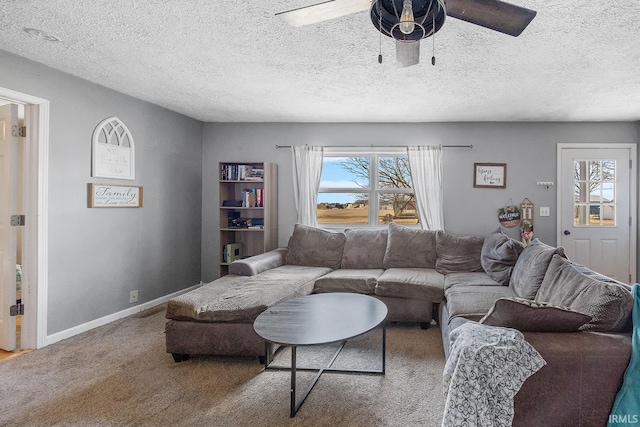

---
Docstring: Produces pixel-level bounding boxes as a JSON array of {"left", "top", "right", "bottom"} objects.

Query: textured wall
[
  {"left": 202, "top": 122, "right": 639, "bottom": 281},
  {"left": 0, "top": 50, "right": 203, "bottom": 335}
]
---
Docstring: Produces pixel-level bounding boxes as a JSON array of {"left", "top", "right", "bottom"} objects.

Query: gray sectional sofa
[{"left": 165, "top": 222, "right": 633, "bottom": 425}]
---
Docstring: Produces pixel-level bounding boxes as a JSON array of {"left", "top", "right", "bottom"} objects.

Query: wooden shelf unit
[{"left": 219, "top": 162, "right": 278, "bottom": 276}]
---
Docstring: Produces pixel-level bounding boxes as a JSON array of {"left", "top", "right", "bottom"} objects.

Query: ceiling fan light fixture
[{"left": 399, "top": 0, "right": 415, "bottom": 34}]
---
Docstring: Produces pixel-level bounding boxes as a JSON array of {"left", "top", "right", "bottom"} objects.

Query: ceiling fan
[{"left": 276, "top": 0, "right": 536, "bottom": 67}]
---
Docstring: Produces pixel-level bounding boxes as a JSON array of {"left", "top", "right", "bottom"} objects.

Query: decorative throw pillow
[
  {"left": 383, "top": 222, "right": 438, "bottom": 269},
  {"left": 536, "top": 255, "right": 633, "bottom": 332},
  {"left": 509, "top": 239, "right": 566, "bottom": 299},
  {"left": 341, "top": 228, "right": 388, "bottom": 269},
  {"left": 286, "top": 224, "right": 346, "bottom": 269},
  {"left": 435, "top": 232, "right": 485, "bottom": 274},
  {"left": 480, "top": 229, "right": 525, "bottom": 286},
  {"left": 479, "top": 297, "right": 592, "bottom": 332}
]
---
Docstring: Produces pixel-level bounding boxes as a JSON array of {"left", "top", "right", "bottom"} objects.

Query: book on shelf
[
  {"left": 242, "top": 188, "right": 264, "bottom": 207},
  {"left": 221, "top": 164, "right": 257, "bottom": 181}
]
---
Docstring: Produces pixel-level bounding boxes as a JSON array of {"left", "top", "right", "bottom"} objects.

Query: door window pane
[{"left": 573, "top": 159, "right": 616, "bottom": 227}]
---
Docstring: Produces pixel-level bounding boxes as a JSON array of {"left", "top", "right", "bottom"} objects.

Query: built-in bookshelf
[{"left": 219, "top": 162, "right": 278, "bottom": 276}]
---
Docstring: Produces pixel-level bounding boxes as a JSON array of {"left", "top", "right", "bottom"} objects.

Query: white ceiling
[{"left": 1, "top": 0, "right": 639, "bottom": 123}]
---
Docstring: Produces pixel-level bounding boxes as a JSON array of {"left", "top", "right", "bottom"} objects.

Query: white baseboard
[{"left": 44, "top": 282, "right": 202, "bottom": 347}]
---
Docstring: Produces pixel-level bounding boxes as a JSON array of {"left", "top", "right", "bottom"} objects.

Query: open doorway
[{"left": 0, "top": 87, "right": 50, "bottom": 352}]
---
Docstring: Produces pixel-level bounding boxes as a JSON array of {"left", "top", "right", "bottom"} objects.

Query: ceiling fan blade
[
  {"left": 446, "top": 0, "right": 536, "bottom": 37},
  {"left": 276, "top": 0, "right": 371, "bottom": 27},
  {"left": 396, "top": 41, "right": 420, "bottom": 67}
]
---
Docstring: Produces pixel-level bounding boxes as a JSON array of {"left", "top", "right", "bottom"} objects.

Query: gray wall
[
  {"left": 0, "top": 50, "right": 203, "bottom": 335},
  {"left": 202, "top": 122, "right": 639, "bottom": 281}
]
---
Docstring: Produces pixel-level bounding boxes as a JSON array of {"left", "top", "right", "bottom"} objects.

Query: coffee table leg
[{"left": 290, "top": 346, "right": 297, "bottom": 418}]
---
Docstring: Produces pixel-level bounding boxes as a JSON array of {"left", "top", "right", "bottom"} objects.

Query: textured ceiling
[{"left": 0, "top": 0, "right": 639, "bottom": 122}]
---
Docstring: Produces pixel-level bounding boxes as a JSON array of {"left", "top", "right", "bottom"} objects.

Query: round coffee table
[{"left": 253, "top": 293, "right": 388, "bottom": 417}]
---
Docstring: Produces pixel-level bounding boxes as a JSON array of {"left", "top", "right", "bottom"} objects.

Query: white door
[
  {"left": 558, "top": 145, "right": 636, "bottom": 283},
  {"left": 0, "top": 103, "right": 18, "bottom": 351}
]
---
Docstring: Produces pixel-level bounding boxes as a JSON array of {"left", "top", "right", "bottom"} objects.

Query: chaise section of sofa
[
  {"left": 165, "top": 264, "right": 330, "bottom": 361},
  {"left": 439, "top": 231, "right": 634, "bottom": 426}
]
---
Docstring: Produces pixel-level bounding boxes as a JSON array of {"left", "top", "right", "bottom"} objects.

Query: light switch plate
[{"left": 540, "top": 207, "right": 550, "bottom": 217}]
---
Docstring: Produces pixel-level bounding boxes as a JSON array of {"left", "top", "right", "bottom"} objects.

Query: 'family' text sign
[{"left": 88, "top": 183, "right": 143, "bottom": 208}]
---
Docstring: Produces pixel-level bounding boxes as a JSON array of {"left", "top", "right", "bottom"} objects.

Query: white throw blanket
[{"left": 442, "top": 322, "right": 546, "bottom": 427}]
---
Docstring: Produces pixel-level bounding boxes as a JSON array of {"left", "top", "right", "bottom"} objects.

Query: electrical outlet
[{"left": 129, "top": 290, "right": 138, "bottom": 304}]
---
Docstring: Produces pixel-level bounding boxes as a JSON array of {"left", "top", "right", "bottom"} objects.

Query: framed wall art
[
  {"left": 474, "top": 163, "right": 506, "bottom": 188},
  {"left": 92, "top": 116, "right": 135, "bottom": 180},
  {"left": 88, "top": 183, "right": 143, "bottom": 208}
]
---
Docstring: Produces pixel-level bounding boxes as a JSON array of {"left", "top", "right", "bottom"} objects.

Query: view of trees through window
[
  {"left": 317, "top": 154, "right": 418, "bottom": 225},
  {"left": 574, "top": 159, "right": 616, "bottom": 226}
]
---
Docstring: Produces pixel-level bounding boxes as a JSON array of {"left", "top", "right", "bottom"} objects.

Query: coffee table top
[{"left": 253, "top": 293, "right": 388, "bottom": 346}]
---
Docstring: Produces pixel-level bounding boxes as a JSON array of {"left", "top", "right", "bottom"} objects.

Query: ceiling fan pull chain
[
  {"left": 378, "top": 0, "right": 383, "bottom": 64},
  {"left": 432, "top": 12, "right": 436, "bottom": 65}
]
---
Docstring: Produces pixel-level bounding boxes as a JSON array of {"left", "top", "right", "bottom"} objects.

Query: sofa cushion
[
  {"left": 375, "top": 268, "right": 445, "bottom": 302},
  {"left": 509, "top": 239, "right": 565, "bottom": 299},
  {"left": 480, "top": 229, "right": 525, "bottom": 285},
  {"left": 536, "top": 255, "right": 633, "bottom": 332},
  {"left": 286, "top": 224, "right": 346, "bottom": 269},
  {"left": 444, "top": 272, "right": 502, "bottom": 291},
  {"left": 166, "top": 265, "right": 331, "bottom": 322},
  {"left": 341, "top": 228, "right": 387, "bottom": 269},
  {"left": 479, "top": 297, "right": 592, "bottom": 332},
  {"left": 383, "top": 222, "right": 437, "bottom": 269},
  {"left": 445, "top": 285, "right": 513, "bottom": 321},
  {"left": 435, "top": 232, "right": 485, "bottom": 274},
  {"left": 314, "top": 268, "right": 384, "bottom": 295}
]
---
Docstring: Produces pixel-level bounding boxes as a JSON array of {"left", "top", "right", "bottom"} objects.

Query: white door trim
[
  {"left": 0, "top": 87, "right": 49, "bottom": 349},
  {"left": 556, "top": 143, "right": 637, "bottom": 282}
]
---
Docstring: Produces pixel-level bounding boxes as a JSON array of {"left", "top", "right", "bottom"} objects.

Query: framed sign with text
[
  {"left": 88, "top": 183, "right": 143, "bottom": 208},
  {"left": 474, "top": 163, "right": 507, "bottom": 188}
]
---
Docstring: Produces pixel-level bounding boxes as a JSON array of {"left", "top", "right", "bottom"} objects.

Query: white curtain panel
[
  {"left": 292, "top": 145, "right": 324, "bottom": 226},
  {"left": 407, "top": 146, "right": 445, "bottom": 230}
]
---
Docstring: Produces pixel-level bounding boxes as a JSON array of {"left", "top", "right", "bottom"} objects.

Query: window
[
  {"left": 317, "top": 149, "right": 418, "bottom": 226},
  {"left": 574, "top": 159, "right": 616, "bottom": 226}
]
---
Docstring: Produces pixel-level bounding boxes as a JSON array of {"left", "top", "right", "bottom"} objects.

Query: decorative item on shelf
[
  {"left": 520, "top": 198, "right": 534, "bottom": 245},
  {"left": 223, "top": 243, "right": 243, "bottom": 263},
  {"left": 498, "top": 199, "right": 520, "bottom": 228},
  {"left": 227, "top": 211, "right": 241, "bottom": 227},
  {"left": 474, "top": 163, "right": 507, "bottom": 188},
  {"left": 222, "top": 200, "right": 243, "bottom": 207}
]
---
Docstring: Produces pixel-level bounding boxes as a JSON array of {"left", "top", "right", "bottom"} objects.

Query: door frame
[
  {"left": 0, "top": 87, "right": 49, "bottom": 349},
  {"left": 556, "top": 143, "right": 637, "bottom": 283}
]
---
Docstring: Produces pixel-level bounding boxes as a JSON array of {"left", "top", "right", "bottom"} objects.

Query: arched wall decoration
[{"left": 91, "top": 116, "right": 135, "bottom": 180}]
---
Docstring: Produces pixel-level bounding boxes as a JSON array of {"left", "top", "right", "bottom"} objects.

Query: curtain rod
[{"left": 275, "top": 144, "right": 473, "bottom": 149}]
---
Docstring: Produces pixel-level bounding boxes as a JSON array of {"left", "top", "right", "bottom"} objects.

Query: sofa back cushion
[
  {"left": 480, "top": 229, "right": 525, "bottom": 285},
  {"left": 536, "top": 255, "right": 633, "bottom": 332},
  {"left": 435, "top": 232, "right": 484, "bottom": 274},
  {"left": 341, "top": 228, "right": 388, "bottom": 269},
  {"left": 286, "top": 224, "right": 346, "bottom": 269},
  {"left": 509, "top": 239, "right": 565, "bottom": 299},
  {"left": 383, "top": 222, "right": 437, "bottom": 269}
]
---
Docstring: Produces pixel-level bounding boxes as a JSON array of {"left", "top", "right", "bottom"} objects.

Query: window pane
[
  {"left": 573, "top": 158, "right": 617, "bottom": 227},
  {"left": 317, "top": 193, "right": 368, "bottom": 224},
  {"left": 378, "top": 157, "right": 412, "bottom": 189},
  {"left": 378, "top": 193, "right": 418, "bottom": 225},
  {"left": 320, "top": 157, "right": 369, "bottom": 189}
]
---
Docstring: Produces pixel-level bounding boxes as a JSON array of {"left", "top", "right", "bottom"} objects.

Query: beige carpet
[{"left": 0, "top": 305, "right": 446, "bottom": 426}]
